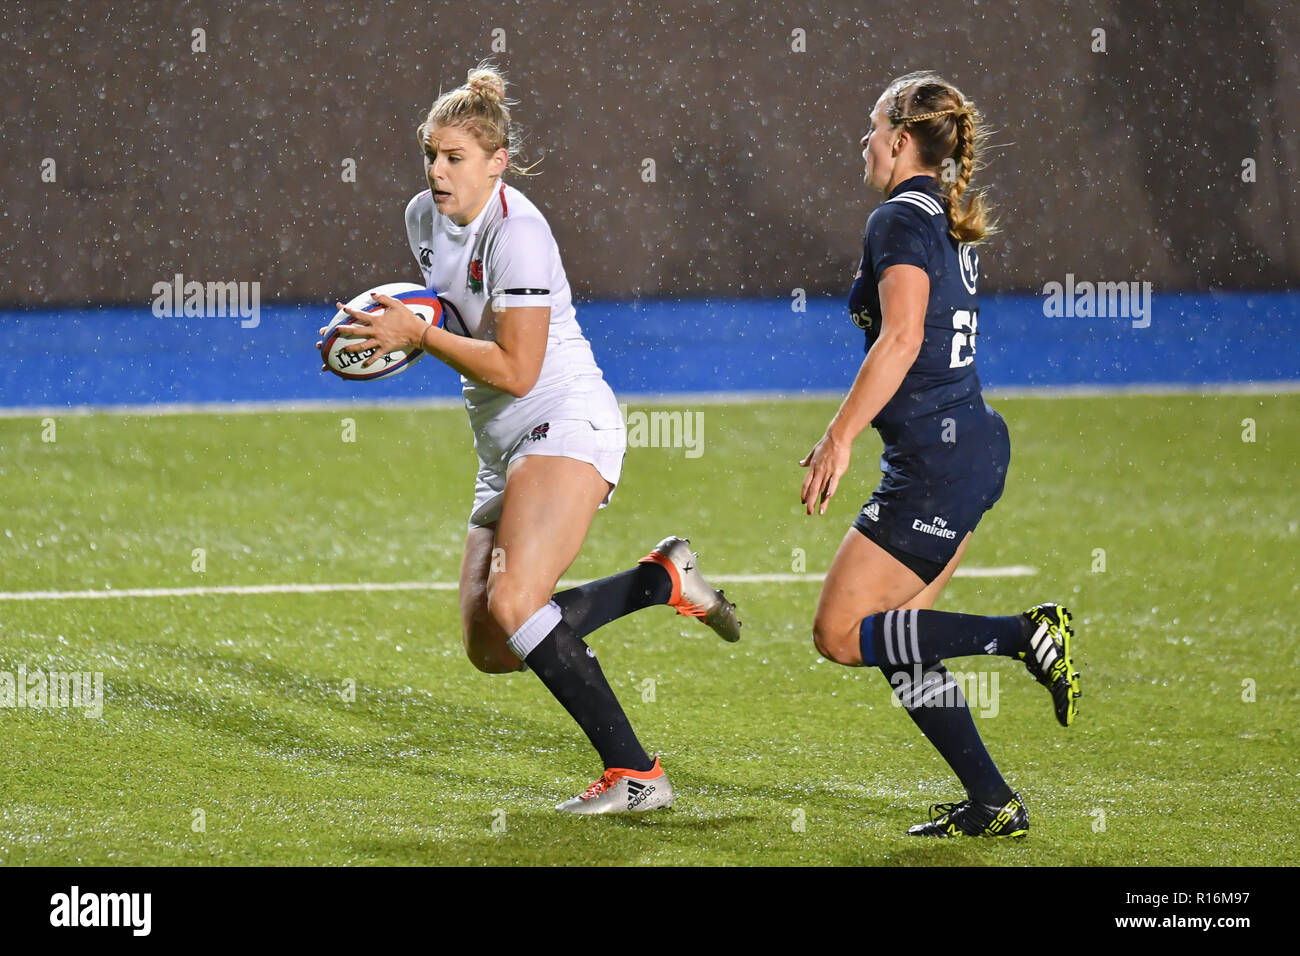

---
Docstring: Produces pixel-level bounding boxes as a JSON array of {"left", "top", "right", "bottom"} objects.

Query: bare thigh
[
  {"left": 812, "top": 531, "right": 973, "bottom": 665},
  {"left": 487, "top": 453, "right": 611, "bottom": 629},
  {"left": 449, "top": 455, "right": 613, "bottom": 672}
]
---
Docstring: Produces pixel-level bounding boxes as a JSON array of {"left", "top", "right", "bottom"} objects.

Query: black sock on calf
[
  {"left": 879, "top": 659, "right": 1013, "bottom": 806},
  {"left": 866, "top": 608, "right": 1030, "bottom": 665},
  {"left": 515, "top": 611, "right": 653, "bottom": 773},
  {"left": 552, "top": 563, "right": 674, "bottom": 641}
]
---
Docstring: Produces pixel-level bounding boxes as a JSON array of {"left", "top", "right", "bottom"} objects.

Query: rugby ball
[{"left": 320, "top": 282, "right": 444, "bottom": 380}]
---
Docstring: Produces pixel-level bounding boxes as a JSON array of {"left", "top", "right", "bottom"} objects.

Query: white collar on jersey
[{"left": 441, "top": 182, "right": 506, "bottom": 240}]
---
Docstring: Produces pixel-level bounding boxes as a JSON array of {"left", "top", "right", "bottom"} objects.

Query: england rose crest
[{"left": 468, "top": 258, "right": 483, "bottom": 294}]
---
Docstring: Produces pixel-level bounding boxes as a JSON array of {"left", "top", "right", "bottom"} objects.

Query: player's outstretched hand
[
  {"left": 335, "top": 293, "right": 425, "bottom": 368},
  {"left": 799, "top": 432, "right": 851, "bottom": 516}
]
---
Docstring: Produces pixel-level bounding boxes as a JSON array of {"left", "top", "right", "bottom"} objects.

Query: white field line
[
  {"left": 0, "top": 566, "right": 1036, "bottom": 602},
  {"left": 2, "top": 382, "right": 1298, "bottom": 418}
]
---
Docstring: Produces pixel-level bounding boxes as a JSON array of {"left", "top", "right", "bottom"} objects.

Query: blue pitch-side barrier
[{"left": 2, "top": 292, "right": 1297, "bottom": 409}]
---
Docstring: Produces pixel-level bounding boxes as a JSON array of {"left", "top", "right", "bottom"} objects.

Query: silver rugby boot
[
  {"left": 556, "top": 757, "right": 674, "bottom": 814},
  {"left": 638, "top": 536, "right": 742, "bottom": 643}
]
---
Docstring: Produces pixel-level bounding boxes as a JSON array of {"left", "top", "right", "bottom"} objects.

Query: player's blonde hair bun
[
  {"left": 417, "top": 61, "right": 537, "bottom": 175},
  {"left": 465, "top": 67, "right": 506, "bottom": 105}
]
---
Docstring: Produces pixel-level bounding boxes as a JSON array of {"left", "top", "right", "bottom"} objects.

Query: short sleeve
[
  {"left": 487, "top": 216, "right": 554, "bottom": 310},
  {"left": 866, "top": 203, "right": 936, "bottom": 284},
  {"left": 404, "top": 191, "right": 428, "bottom": 268}
]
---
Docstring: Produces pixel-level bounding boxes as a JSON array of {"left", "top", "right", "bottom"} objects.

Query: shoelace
[
  {"left": 929, "top": 800, "right": 968, "bottom": 823},
  {"left": 580, "top": 769, "right": 622, "bottom": 801},
  {"left": 671, "top": 599, "right": 708, "bottom": 618}
]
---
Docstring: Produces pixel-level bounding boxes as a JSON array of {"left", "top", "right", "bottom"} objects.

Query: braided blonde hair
[
  {"left": 883, "top": 71, "right": 995, "bottom": 243},
  {"left": 417, "top": 62, "right": 536, "bottom": 176}
]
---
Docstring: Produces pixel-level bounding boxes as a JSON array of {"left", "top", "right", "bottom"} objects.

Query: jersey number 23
[{"left": 949, "top": 309, "right": 978, "bottom": 368}]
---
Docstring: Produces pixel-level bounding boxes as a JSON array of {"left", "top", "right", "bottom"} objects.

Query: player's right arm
[
  {"left": 800, "top": 264, "right": 929, "bottom": 515},
  {"left": 335, "top": 211, "right": 553, "bottom": 396},
  {"left": 416, "top": 212, "right": 555, "bottom": 396},
  {"left": 415, "top": 306, "right": 548, "bottom": 397}
]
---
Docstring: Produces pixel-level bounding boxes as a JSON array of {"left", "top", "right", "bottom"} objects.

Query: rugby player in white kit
[{"left": 322, "top": 65, "right": 741, "bottom": 814}]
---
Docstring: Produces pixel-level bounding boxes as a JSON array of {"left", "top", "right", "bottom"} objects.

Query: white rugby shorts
[{"left": 468, "top": 415, "right": 627, "bottom": 529}]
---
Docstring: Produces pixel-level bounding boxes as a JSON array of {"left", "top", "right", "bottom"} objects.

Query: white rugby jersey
[{"left": 404, "top": 182, "right": 620, "bottom": 446}]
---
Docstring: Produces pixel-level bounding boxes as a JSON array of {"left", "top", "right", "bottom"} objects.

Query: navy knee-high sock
[
  {"left": 552, "top": 563, "right": 674, "bottom": 640},
  {"left": 863, "top": 608, "right": 1031, "bottom": 666},
  {"left": 510, "top": 606, "right": 653, "bottom": 772},
  {"left": 877, "top": 659, "right": 1013, "bottom": 806},
  {"left": 861, "top": 614, "right": 1012, "bottom": 804}
]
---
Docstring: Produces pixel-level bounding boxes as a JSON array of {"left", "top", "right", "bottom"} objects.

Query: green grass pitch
[{"left": 0, "top": 393, "right": 1296, "bottom": 865}]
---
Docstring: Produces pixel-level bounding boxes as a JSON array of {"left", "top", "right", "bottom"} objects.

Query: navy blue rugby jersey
[{"left": 848, "top": 175, "right": 984, "bottom": 446}]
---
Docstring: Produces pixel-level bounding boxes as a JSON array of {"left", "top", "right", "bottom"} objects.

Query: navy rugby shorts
[{"left": 852, "top": 400, "right": 1011, "bottom": 583}]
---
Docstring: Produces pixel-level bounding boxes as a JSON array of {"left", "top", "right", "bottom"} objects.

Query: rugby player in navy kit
[{"left": 800, "top": 72, "right": 1081, "bottom": 837}]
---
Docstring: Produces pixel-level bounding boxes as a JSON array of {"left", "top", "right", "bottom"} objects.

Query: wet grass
[{"left": 0, "top": 393, "right": 1296, "bottom": 864}]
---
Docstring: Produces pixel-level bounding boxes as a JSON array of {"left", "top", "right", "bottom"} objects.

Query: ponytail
[{"left": 886, "top": 71, "right": 997, "bottom": 242}]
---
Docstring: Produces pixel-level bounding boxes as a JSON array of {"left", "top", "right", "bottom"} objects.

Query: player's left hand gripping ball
[{"left": 318, "top": 282, "right": 443, "bottom": 380}]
